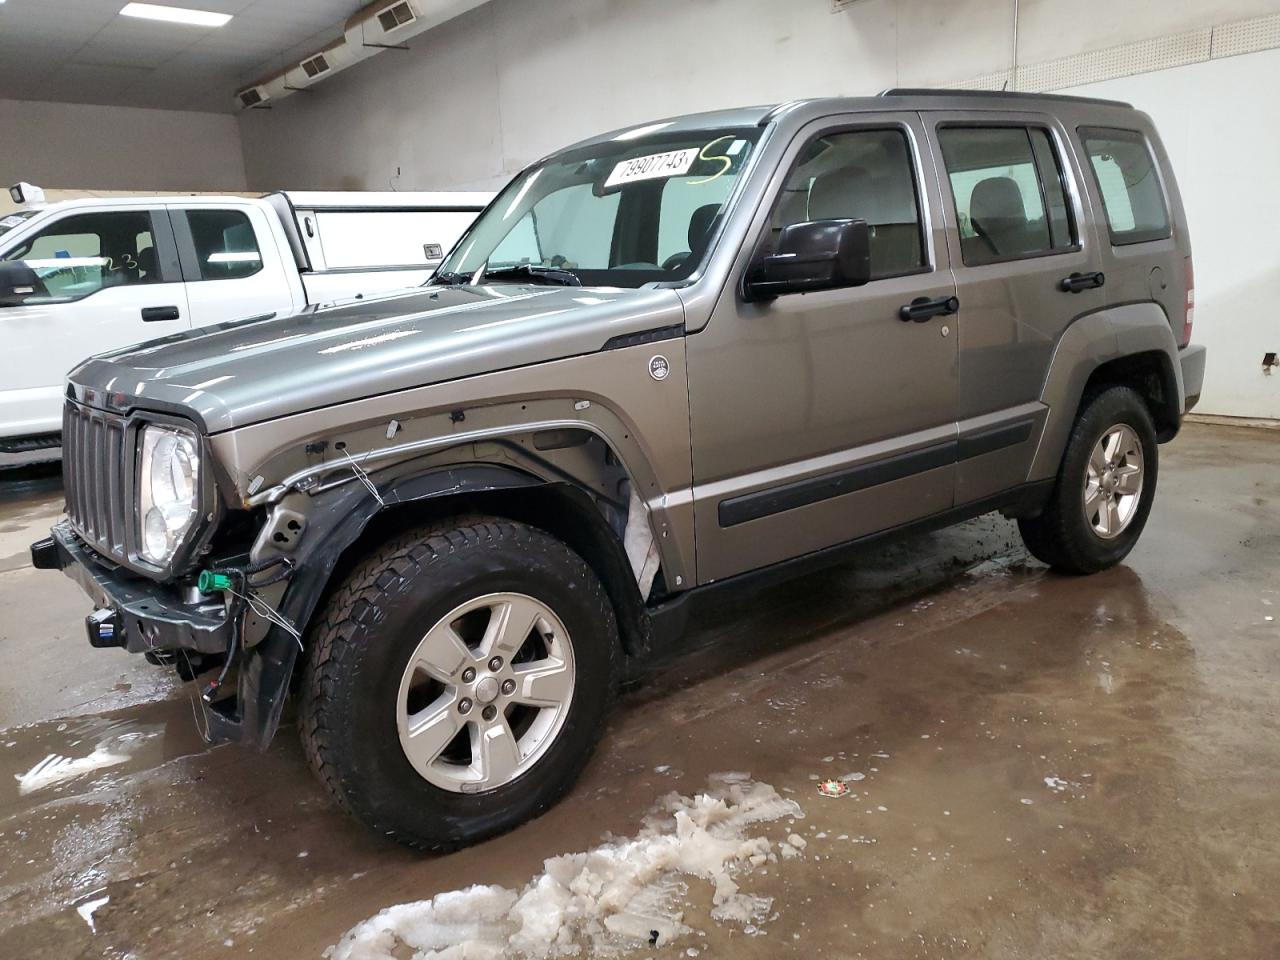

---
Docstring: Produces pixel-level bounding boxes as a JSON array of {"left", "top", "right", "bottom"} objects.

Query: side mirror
[
  {"left": 744, "top": 219, "right": 871, "bottom": 301},
  {"left": 0, "top": 260, "right": 38, "bottom": 308}
]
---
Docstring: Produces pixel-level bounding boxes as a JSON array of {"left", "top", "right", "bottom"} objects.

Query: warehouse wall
[
  {"left": 237, "top": 0, "right": 1280, "bottom": 419},
  {"left": 0, "top": 98, "right": 246, "bottom": 193}
]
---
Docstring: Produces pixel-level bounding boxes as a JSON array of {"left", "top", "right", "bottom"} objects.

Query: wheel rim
[
  {"left": 1084, "top": 423, "right": 1144, "bottom": 540},
  {"left": 396, "top": 592, "right": 575, "bottom": 794}
]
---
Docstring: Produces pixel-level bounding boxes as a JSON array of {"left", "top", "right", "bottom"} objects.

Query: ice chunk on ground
[{"left": 327, "top": 775, "right": 802, "bottom": 960}]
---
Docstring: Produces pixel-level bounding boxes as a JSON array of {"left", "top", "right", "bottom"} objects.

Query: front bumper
[
  {"left": 1180, "top": 343, "right": 1207, "bottom": 413},
  {"left": 32, "top": 520, "right": 232, "bottom": 655}
]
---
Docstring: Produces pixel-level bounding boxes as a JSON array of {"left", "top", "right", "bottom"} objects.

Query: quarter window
[
  {"left": 1079, "top": 127, "right": 1171, "bottom": 245},
  {"left": 185, "top": 209, "right": 263, "bottom": 280},
  {"left": 771, "top": 128, "right": 926, "bottom": 279},
  {"left": 2, "top": 211, "right": 161, "bottom": 304},
  {"left": 938, "top": 126, "right": 1077, "bottom": 266}
]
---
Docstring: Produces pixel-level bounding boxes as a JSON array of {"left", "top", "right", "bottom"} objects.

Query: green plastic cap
[{"left": 198, "top": 570, "right": 234, "bottom": 593}]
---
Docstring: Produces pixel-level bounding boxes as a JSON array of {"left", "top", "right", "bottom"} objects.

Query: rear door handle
[
  {"left": 1059, "top": 271, "right": 1105, "bottom": 293},
  {"left": 899, "top": 295, "right": 959, "bottom": 322},
  {"left": 141, "top": 305, "right": 181, "bottom": 322}
]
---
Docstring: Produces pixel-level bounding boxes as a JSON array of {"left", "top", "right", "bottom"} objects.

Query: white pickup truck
[{"left": 0, "top": 188, "right": 492, "bottom": 466}]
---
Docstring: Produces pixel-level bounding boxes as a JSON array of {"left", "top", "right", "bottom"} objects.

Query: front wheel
[
  {"left": 299, "top": 518, "right": 619, "bottom": 851},
  {"left": 1018, "top": 385, "right": 1159, "bottom": 575}
]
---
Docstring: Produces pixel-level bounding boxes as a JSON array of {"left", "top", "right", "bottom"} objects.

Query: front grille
[{"left": 63, "top": 401, "right": 130, "bottom": 563}]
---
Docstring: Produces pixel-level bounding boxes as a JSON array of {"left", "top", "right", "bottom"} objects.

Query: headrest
[
  {"left": 135, "top": 246, "right": 158, "bottom": 276},
  {"left": 688, "top": 203, "right": 721, "bottom": 250},
  {"left": 807, "top": 167, "right": 868, "bottom": 222},
  {"left": 969, "top": 177, "right": 1027, "bottom": 222}
]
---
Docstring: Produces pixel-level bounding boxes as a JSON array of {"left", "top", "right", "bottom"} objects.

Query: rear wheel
[
  {"left": 299, "top": 517, "right": 619, "bottom": 851},
  {"left": 1018, "top": 385, "right": 1158, "bottom": 575}
]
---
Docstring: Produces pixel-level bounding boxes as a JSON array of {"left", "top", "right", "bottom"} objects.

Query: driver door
[
  {"left": 686, "top": 112, "right": 960, "bottom": 582},
  {"left": 0, "top": 208, "right": 188, "bottom": 436}
]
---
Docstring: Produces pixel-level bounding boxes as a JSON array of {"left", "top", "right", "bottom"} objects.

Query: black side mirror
[
  {"left": 0, "top": 260, "right": 38, "bottom": 308},
  {"left": 744, "top": 219, "right": 871, "bottom": 301}
]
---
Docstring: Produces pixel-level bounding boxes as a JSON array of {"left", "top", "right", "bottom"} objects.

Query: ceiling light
[{"left": 119, "top": 3, "right": 232, "bottom": 27}]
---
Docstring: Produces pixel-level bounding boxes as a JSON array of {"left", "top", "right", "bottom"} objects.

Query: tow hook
[{"left": 86, "top": 608, "right": 123, "bottom": 648}]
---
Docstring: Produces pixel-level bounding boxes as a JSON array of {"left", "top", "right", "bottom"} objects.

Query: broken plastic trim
[{"left": 245, "top": 417, "right": 622, "bottom": 507}]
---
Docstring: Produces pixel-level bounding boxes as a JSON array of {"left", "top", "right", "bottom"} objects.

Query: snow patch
[{"left": 328, "top": 776, "right": 803, "bottom": 959}]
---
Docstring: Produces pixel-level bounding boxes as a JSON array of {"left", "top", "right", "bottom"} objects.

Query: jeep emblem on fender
[{"left": 649, "top": 355, "right": 670, "bottom": 381}]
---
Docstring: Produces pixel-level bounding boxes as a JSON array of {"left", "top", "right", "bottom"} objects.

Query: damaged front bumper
[
  {"left": 31, "top": 521, "right": 296, "bottom": 749},
  {"left": 31, "top": 521, "right": 232, "bottom": 655}
]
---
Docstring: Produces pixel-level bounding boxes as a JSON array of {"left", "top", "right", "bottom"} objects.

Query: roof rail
[{"left": 878, "top": 87, "right": 1133, "bottom": 109}]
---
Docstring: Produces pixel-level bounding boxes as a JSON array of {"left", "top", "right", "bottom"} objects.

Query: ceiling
[{"left": 0, "top": 0, "right": 371, "bottom": 113}]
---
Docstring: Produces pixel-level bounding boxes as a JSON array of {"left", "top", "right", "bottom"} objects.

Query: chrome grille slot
[{"left": 63, "top": 401, "right": 130, "bottom": 564}]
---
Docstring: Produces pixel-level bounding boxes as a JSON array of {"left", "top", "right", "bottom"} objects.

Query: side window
[
  {"left": 771, "top": 128, "right": 925, "bottom": 279},
  {"left": 1079, "top": 127, "right": 1171, "bottom": 245},
  {"left": 938, "top": 126, "right": 1077, "bottom": 267},
  {"left": 2, "top": 211, "right": 161, "bottom": 304},
  {"left": 185, "top": 209, "right": 263, "bottom": 280}
]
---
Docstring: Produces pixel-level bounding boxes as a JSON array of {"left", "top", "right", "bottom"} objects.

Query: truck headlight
[{"left": 138, "top": 425, "right": 200, "bottom": 565}]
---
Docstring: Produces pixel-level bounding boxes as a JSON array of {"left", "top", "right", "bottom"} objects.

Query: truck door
[
  {"left": 686, "top": 112, "right": 960, "bottom": 583},
  {"left": 170, "top": 204, "right": 298, "bottom": 329},
  {"left": 923, "top": 112, "right": 1107, "bottom": 505},
  {"left": 0, "top": 207, "right": 188, "bottom": 436}
]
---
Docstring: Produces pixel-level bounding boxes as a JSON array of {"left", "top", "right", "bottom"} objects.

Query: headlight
[{"left": 138, "top": 425, "right": 200, "bottom": 566}]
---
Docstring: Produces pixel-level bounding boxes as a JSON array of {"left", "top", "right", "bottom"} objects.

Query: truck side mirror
[
  {"left": 0, "top": 260, "right": 38, "bottom": 308},
  {"left": 744, "top": 219, "right": 871, "bottom": 302}
]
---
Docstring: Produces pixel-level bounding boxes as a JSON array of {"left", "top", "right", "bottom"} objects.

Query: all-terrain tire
[
  {"left": 299, "top": 517, "right": 620, "bottom": 851},
  {"left": 1018, "top": 385, "right": 1159, "bottom": 575}
]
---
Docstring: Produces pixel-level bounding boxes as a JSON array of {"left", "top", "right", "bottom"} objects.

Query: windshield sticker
[
  {"left": 604, "top": 148, "right": 698, "bottom": 188},
  {"left": 689, "top": 136, "right": 738, "bottom": 186},
  {"left": 0, "top": 215, "right": 27, "bottom": 228}
]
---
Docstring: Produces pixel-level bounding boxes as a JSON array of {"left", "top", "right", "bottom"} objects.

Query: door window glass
[
  {"left": 1, "top": 211, "right": 160, "bottom": 303},
  {"left": 1079, "top": 127, "right": 1171, "bottom": 245},
  {"left": 938, "top": 126, "right": 1075, "bottom": 266},
  {"left": 771, "top": 128, "right": 925, "bottom": 279},
  {"left": 186, "top": 209, "right": 263, "bottom": 280}
]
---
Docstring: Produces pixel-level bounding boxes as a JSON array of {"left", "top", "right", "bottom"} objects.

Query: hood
[{"left": 67, "top": 284, "right": 686, "bottom": 432}]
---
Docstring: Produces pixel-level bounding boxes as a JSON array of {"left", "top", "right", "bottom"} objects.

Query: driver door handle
[
  {"left": 899, "top": 295, "right": 959, "bottom": 322},
  {"left": 1059, "top": 271, "right": 1105, "bottom": 293},
  {"left": 141, "top": 305, "right": 181, "bottom": 322}
]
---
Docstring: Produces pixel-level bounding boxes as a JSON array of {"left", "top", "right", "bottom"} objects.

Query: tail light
[{"left": 1181, "top": 256, "right": 1195, "bottom": 347}]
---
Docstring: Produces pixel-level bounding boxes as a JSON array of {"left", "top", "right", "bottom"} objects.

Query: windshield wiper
[
  {"left": 427, "top": 270, "right": 473, "bottom": 286},
  {"left": 479, "top": 264, "right": 581, "bottom": 287}
]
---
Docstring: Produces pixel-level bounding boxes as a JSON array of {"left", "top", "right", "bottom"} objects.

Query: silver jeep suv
[{"left": 32, "top": 89, "right": 1206, "bottom": 849}]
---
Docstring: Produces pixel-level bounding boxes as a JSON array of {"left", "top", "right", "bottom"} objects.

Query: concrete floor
[{"left": 0, "top": 421, "right": 1276, "bottom": 958}]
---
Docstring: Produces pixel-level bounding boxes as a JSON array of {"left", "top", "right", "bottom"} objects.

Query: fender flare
[{"left": 1029, "top": 302, "right": 1182, "bottom": 482}]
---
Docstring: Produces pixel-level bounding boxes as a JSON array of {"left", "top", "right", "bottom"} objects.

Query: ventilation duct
[
  {"left": 239, "top": 1, "right": 491, "bottom": 109},
  {"left": 233, "top": 69, "right": 288, "bottom": 111},
  {"left": 284, "top": 38, "right": 356, "bottom": 90}
]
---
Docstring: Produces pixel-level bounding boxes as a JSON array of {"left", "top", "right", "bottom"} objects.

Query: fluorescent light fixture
[{"left": 119, "top": 3, "right": 232, "bottom": 27}]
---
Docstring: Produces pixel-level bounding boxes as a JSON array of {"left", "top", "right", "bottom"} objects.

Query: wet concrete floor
[{"left": 0, "top": 420, "right": 1277, "bottom": 959}]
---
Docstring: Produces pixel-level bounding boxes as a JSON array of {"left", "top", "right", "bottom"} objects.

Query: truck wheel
[
  {"left": 1018, "top": 385, "right": 1158, "bottom": 575},
  {"left": 299, "top": 517, "right": 619, "bottom": 851}
]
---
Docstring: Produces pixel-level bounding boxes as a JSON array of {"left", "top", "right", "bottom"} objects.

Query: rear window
[
  {"left": 1079, "top": 127, "right": 1171, "bottom": 245},
  {"left": 186, "top": 209, "right": 263, "bottom": 280}
]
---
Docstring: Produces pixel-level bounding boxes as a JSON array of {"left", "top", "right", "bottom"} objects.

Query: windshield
[
  {"left": 0, "top": 210, "right": 38, "bottom": 241},
  {"left": 436, "top": 125, "right": 762, "bottom": 288}
]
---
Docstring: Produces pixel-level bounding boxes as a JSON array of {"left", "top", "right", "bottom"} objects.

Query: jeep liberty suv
[{"left": 32, "top": 90, "right": 1206, "bottom": 850}]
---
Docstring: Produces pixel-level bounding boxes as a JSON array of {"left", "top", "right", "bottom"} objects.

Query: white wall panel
[{"left": 0, "top": 98, "right": 246, "bottom": 192}]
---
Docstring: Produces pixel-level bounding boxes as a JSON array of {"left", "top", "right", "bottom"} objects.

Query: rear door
[
  {"left": 171, "top": 203, "right": 297, "bottom": 328},
  {"left": 923, "top": 111, "right": 1106, "bottom": 504},
  {"left": 0, "top": 207, "right": 187, "bottom": 435}
]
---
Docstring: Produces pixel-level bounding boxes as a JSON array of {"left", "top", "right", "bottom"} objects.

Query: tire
[
  {"left": 1018, "top": 385, "right": 1159, "bottom": 575},
  {"left": 299, "top": 517, "right": 620, "bottom": 851}
]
